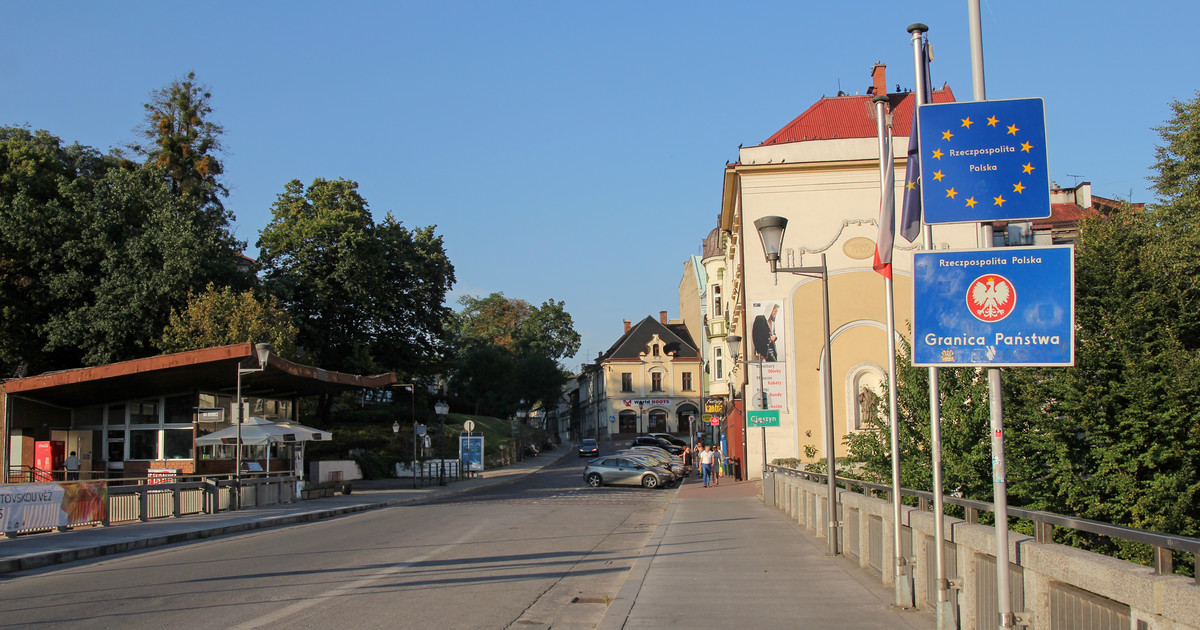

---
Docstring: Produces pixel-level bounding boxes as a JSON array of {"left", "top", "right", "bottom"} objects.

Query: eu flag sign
[
  {"left": 918, "top": 98, "right": 1051, "bottom": 224},
  {"left": 912, "top": 246, "right": 1074, "bottom": 367}
]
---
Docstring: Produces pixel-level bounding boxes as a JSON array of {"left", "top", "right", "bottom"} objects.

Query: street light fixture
[
  {"left": 434, "top": 400, "right": 449, "bottom": 485},
  {"left": 753, "top": 215, "right": 839, "bottom": 556},
  {"left": 394, "top": 384, "right": 417, "bottom": 488},
  {"left": 234, "top": 342, "right": 273, "bottom": 510}
]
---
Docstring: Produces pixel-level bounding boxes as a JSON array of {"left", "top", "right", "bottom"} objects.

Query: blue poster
[
  {"left": 918, "top": 98, "right": 1051, "bottom": 224},
  {"left": 912, "top": 246, "right": 1074, "bottom": 367},
  {"left": 460, "top": 434, "right": 484, "bottom": 472}
]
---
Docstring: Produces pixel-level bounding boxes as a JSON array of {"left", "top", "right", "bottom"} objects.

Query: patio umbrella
[{"left": 196, "top": 417, "right": 332, "bottom": 475}]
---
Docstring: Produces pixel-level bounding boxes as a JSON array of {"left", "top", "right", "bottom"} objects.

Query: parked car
[
  {"left": 578, "top": 438, "right": 599, "bottom": 457},
  {"left": 584, "top": 456, "right": 675, "bottom": 489},
  {"left": 632, "top": 435, "right": 686, "bottom": 456},
  {"left": 630, "top": 444, "right": 684, "bottom": 463},
  {"left": 618, "top": 449, "right": 687, "bottom": 478},
  {"left": 646, "top": 432, "right": 687, "bottom": 447}
]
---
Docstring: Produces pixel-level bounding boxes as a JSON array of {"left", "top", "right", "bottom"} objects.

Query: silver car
[
  {"left": 618, "top": 450, "right": 687, "bottom": 478},
  {"left": 584, "top": 455, "right": 674, "bottom": 489}
]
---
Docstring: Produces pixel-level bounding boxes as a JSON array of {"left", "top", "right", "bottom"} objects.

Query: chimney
[
  {"left": 624, "top": 319, "right": 631, "bottom": 334},
  {"left": 871, "top": 63, "right": 886, "bottom": 96},
  {"left": 660, "top": 311, "right": 668, "bottom": 324}
]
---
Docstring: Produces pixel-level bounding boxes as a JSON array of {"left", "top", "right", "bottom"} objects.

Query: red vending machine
[{"left": 34, "top": 440, "right": 65, "bottom": 481}]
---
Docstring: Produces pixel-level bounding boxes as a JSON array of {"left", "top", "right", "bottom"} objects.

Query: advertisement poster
[
  {"left": 0, "top": 482, "right": 108, "bottom": 533},
  {"left": 460, "top": 435, "right": 484, "bottom": 472},
  {"left": 748, "top": 300, "right": 787, "bottom": 411}
]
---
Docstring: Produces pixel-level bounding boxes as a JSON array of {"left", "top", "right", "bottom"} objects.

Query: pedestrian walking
[
  {"left": 64, "top": 451, "right": 81, "bottom": 481},
  {"left": 712, "top": 447, "right": 724, "bottom": 486},
  {"left": 699, "top": 444, "right": 715, "bottom": 487}
]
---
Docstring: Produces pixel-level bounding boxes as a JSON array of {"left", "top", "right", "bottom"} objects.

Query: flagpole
[
  {"left": 907, "top": 22, "right": 953, "bottom": 630},
  {"left": 873, "top": 93, "right": 911, "bottom": 609}
]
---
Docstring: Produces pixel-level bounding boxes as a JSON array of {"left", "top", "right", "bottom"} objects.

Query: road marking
[{"left": 232, "top": 522, "right": 489, "bottom": 628}]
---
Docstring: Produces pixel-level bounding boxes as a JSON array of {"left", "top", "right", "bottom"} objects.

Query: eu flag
[{"left": 900, "top": 41, "right": 932, "bottom": 243}]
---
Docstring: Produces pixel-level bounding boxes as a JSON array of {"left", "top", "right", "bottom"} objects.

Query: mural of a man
[{"left": 752, "top": 304, "right": 779, "bottom": 362}]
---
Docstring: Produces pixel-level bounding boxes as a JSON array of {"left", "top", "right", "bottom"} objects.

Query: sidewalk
[
  {"left": 0, "top": 450, "right": 569, "bottom": 575},
  {"left": 598, "top": 478, "right": 935, "bottom": 629}
]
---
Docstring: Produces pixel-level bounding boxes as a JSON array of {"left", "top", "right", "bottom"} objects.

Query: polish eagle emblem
[{"left": 967, "top": 274, "right": 1015, "bottom": 323}]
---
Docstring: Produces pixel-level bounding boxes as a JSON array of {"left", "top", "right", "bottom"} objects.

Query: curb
[{"left": 0, "top": 449, "right": 572, "bottom": 575}]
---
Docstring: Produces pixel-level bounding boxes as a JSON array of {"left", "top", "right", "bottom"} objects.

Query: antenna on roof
[{"left": 1066, "top": 173, "right": 1084, "bottom": 186}]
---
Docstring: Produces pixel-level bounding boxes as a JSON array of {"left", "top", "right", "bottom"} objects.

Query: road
[{"left": 0, "top": 452, "right": 675, "bottom": 629}]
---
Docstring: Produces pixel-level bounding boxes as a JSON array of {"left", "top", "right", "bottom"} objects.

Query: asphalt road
[{"left": 0, "top": 452, "right": 674, "bottom": 630}]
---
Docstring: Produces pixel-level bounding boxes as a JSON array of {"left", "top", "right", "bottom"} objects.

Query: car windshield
[{"left": 581, "top": 439, "right": 597, "bottom": 446}]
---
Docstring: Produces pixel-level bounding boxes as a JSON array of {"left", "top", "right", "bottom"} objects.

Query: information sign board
[
  {"left": 918, "top": 98, "right": 1051, "bottom": 224},
  {"left": 747, "top": 410, "right": 780, "bottom": 428},
  {"left": 913, "top": 246, "right": 1074, "bottom": 366}
]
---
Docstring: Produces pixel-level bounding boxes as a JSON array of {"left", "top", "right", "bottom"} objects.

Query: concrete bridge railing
[{"left": 765, "top": 466, "right": 1200, "bottom": 630}]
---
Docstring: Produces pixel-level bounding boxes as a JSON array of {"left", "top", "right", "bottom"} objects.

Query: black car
[
  {"left": 646, "top": 432, "right": 687, "bottom": 447},
  {"left": 632, "top": 435, "right": 686, "bottom": 456},
  {"left": 578, "top": 438, "right": 599, "bottom": 457}
]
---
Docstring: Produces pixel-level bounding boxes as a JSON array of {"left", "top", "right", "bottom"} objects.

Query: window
[
  {"left": 621, "top": 373, "right": 633, "bottom": 392},
  {"left": 619, "top": 411, "right": 638, "bottom": 433},
  {"left": 652, "top": 344, "right": 660, "bottom": 357},
  {"left": 164, "top": 429, "right": 194, "bottom": 459},
  {"left": 712, "top": 285, "right": 723, "bottom": 317},
  {"left": 651, "top": 373, "right": 663, "bottom": 392},
  {"left": 165, "top": 395, "right": 193, "bottom": 424},
  {"left": 715, "top": 348, "right": 724, "bottom": 379},
  {"left": 648, "top": 410, "right": 667, "bottom": 432},
  {"left": 682, "top": 372, "right": 693, "bottom": 391},
  {"left": 129, "top": 430, "right": 159, "bottom": 460},
  {"left": 130, "top": 400, "right": 158, "bottom": 425}
]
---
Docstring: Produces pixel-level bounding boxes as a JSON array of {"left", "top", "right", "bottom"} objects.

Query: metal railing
[
  {"left": 768, "top": 465, "right": 1200, "bottom": 584},
  {"left": 1, "top": 473, "right": 298, "bottom": 537}
]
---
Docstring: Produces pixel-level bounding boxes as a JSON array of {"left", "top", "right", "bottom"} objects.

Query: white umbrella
[
  {"left": 195, "top": 417, "right": 332, "bottom": 445},
  {"left": 196, "top": 417, "right": 332, "bottom": 476}
]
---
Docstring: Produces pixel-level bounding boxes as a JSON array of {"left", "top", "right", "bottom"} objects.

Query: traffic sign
[
  {"left": 709, "top": 417, "right": 720, "bottom": 426},
  {"left": 747, "top": 410, "right": 780, "bottom": 427},
  {"left": 912, "top": 246, "right": 1074, "bottom": 366},
  {"left": 918, "top": 98, "right": 1051, "bottom": 224},
  {"left": 463, "top": 420, "right": 475, "bottom": 432}
]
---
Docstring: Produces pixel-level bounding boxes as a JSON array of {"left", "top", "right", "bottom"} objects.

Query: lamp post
[
  {"left": 394, "top": 384, "right": 417, "bottom": 488},
  {"left": 753, "top": 215, "right": 839, "bottom": 556},
  {"left": 434, "top": 400, "right": 449, "bottom": 485},
  {"left": 516, "top": 401, "right": 527, "bottom": 459},
  {"left": 235, "top": 342, "right": 273, "bottom": 510},
  {"left": 725, "top": 334, "right": 769, "bottom": 480}
]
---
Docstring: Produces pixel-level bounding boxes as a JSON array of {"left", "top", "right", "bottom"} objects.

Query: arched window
[
  {"left": 648, "top": 409, "right": 668, "bottom": 432},
  {"left": 619, "top": 410, "right": 638, "bottom": 434}
]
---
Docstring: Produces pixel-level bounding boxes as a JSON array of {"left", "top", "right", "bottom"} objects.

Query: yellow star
[
  {"left": 987, "top": 116, "right": 999, "bottom": 127},
  {"left": 946, "top": 188, "right": 958, "bottom": 199},
  {"left": 994, "top": 195, "right": 1007, "bottom": 206},
  {"left": 961, "top": 117, "right": 973, "bottom": 128},
  {"left": 1007, "top": 124, "right": 1019, "bottom": 135},
  {"left": 932, "top": 148, "right": 944, "bottom": 160},
  {"left": 1021, "top": 141, "right": 1033, "bottom": 152},
  {"left": 906, "top": 180, "right": 917, "bottom": 191},
  {"left": 1022, "top": 162, "right": 1035, "bottom": 174},
  {"left": 932, "top": 170, "right": 945, "bottom": 181},
  {"left": 966, "top": 197, "right": 978, "bottom": 208},
  {"left": 942, "top": 129, "right": 954, "bottom": 141},
  {"left": 1013, "top": 182, "right": 1026, "bottom": 194}
]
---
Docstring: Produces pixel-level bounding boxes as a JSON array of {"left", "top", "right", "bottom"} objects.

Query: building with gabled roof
[{"left": 574, "top": 312, "right": 703, "bottom": 442}]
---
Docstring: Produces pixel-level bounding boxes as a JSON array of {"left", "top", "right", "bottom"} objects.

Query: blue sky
[{"left": 4, "top": 1, "right": 1196, "bottom": 369}]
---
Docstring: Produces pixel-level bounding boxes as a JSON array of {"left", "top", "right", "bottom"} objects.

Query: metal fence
[
  {"left": 1, "top": 474, "right": 298, "bottom": 537},
  {"left": 766, "top": 465, "right": 1200, "bottom": 629}
]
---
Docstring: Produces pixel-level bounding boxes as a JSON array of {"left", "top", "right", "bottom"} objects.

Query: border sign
[
  {"left": 913, "top": 246, "right": 1074, "bottom": 367},
  {"left": 918, "top": 97, "right": 1051, "bottom": 224},
  {"left": 747, "top": 410, "right": 780, "bottom": 428}
]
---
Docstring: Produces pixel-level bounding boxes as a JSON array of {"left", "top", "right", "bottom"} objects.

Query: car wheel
[
  {"left": 642, "top": 475, "right": 659, "bottom": 489},
  {"left": 586, "top": 473, "right": 603, "bottom": 487}
]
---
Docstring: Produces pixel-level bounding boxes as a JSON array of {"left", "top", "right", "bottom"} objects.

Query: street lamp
[
  {"left": 434, "top": 400, "right": 449, "bottom": 485},
  {"left": 516, "top": 401, "right": 527, "bottom": 459},
  {"left": 394, "top": 384, "right": 417, "bottom": 488},
  {"left": 235, "top": 342, "right": 273, "bottom": 510},
  {"left": 753, "top": 215, "right": 839, "bottom": 556}
]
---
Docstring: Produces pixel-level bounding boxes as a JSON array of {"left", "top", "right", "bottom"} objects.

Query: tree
[
  {"left": 450, "top": 293, "right": 579, "bottom": 413},
  {"left": 0, "top": 127, "right": 244, "bottom": 374},
  {"left": 133, "top": 72, "right": 228, "bottom": 214},
  {"left": 257, "top": 178, "right": 455, "bottom": 378},
  {"left": 156, "top": 283, "right": 299, "bottom": 359}
]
